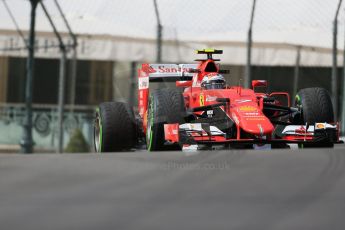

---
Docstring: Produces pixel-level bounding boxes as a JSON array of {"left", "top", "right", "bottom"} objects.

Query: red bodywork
[{"left": 138, "top": 51, "right": 340, "bottom": 147}]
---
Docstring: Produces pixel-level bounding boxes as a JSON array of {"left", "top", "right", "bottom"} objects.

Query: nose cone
[
  {"left": 240, "top": 117, "right": 274, "bottom": 136},
  {"left": 232, "top": 104, "right": 274, "bottom": 136}
]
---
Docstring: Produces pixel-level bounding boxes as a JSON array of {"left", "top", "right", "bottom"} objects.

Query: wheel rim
[{"left": 94, "top": 111, "right": 102, "bottom": 152}]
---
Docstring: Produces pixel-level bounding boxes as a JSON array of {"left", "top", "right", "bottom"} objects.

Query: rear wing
[{"left": 139, "top": 63, "right": 198, "bottom": 82}]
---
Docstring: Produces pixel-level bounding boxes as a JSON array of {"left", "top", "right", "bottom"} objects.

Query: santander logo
[
  {"left": 142, "top": 64, "right": 156, "bottom": 73},
  {"left": 158, "top": 66, "right": 192, "bottom": 73}
]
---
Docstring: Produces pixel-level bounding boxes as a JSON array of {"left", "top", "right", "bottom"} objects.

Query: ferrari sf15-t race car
[{"left": 94, "top": 49, "right": 341, "bottom": 152}]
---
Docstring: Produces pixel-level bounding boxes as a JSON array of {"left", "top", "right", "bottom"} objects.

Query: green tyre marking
[
  {"left": 295, "top": 94, "right": 301, "bottom": 103},
  {"left": 147, "top": 96, "right": 154, "bottom": 151},
  {"left": 99, "top": 118, "right": 103, "bottom": 153},
  {"left": 295, "top": 94, "right": 301, "bottom": 108},
  {"left": 96, "top": 107, "right": 103, "bottom": 153}
]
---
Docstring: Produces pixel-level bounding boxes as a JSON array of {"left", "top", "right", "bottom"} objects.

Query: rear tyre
[
  {"left": 295, "top": 87, "right": 334, "bottom": 148},
  {"left": 146, "top": 89, "right": 186, "bottom": 151},
  {"left": 94, "top": 102, "right": 136, "bottom": 152}
]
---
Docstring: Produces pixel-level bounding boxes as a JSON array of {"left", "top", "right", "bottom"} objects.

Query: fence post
[
  {"left": 20, "top": 0, "right": 41, "bottom": 154},
  {"left": 341, "top": 17, "right": 345, "bottom": 135},
  {"left": 129, "top": 62, "right": 137, "bottom": 108},
  {"left": 153, "top": 0, "right": 162, "bottom": 63},
  {"left": 245, "top": 0, "right": 257, "bottom": 88},
  {"left": 53, "top": 0, "right": 78, "bottom": 113},
  {"left": 332, "top": 0, "right": 343, "bottom": 119},
  {"left": 40, "top": 1, "right": 67, "bottom": 153},
  {"left": 293, "top": 46, "right": 301, "bottom": 98}
]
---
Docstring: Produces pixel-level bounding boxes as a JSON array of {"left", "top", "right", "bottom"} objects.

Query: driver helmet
[{"left": 201, "top": 73, "right": 226, "bottom": 90}]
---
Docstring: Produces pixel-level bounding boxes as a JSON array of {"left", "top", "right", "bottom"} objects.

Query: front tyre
[
  {"left": 295, "top": 87, "right": 334, "bottom": 148},
  {"left": 94, "top": 102, "right": 136, "bottom": 152},
  {"left": 146, "top": 89, "right": 186, "bottom": 151},
  {"left": 295, "top": 87, "right": 334, "bottom": 124}
]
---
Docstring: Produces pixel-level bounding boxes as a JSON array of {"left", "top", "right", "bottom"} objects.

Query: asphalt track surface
[{"left": 1, "top": 145, "right": 345, "bottom": 230}]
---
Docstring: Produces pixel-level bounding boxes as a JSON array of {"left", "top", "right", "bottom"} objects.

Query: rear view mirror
[
  {"left": 176, "top": 81, "right": 192, "bottom": 87},
  {"left": 252, "top": 80, "right": 267, "bottom": 90}
]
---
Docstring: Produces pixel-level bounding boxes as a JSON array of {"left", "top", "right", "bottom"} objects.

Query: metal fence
[{"left": 0, "top": 103, "right": 94, "bottom": 152}]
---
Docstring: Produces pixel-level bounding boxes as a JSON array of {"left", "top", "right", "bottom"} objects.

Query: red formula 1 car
[{"left": 94, "top": 49, "right": 341, "bottom": 152}]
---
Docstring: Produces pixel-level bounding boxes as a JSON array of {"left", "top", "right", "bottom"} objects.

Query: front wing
[{"left": 164, "top": 122, "right": 341, "bottom": 146}]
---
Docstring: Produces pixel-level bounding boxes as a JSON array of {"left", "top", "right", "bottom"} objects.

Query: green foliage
[{"left": 65, "top": 129, "right": 90, "bottom": 153}]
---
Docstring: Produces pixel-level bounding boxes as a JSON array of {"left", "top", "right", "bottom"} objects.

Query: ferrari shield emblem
[{"left": 200, "top": 94, "right": 205, "bottom": 106}]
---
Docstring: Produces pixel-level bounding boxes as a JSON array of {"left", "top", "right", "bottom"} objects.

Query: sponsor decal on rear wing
[{"left": 140, "top": 63, "right": 198, "bottom": 82}]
